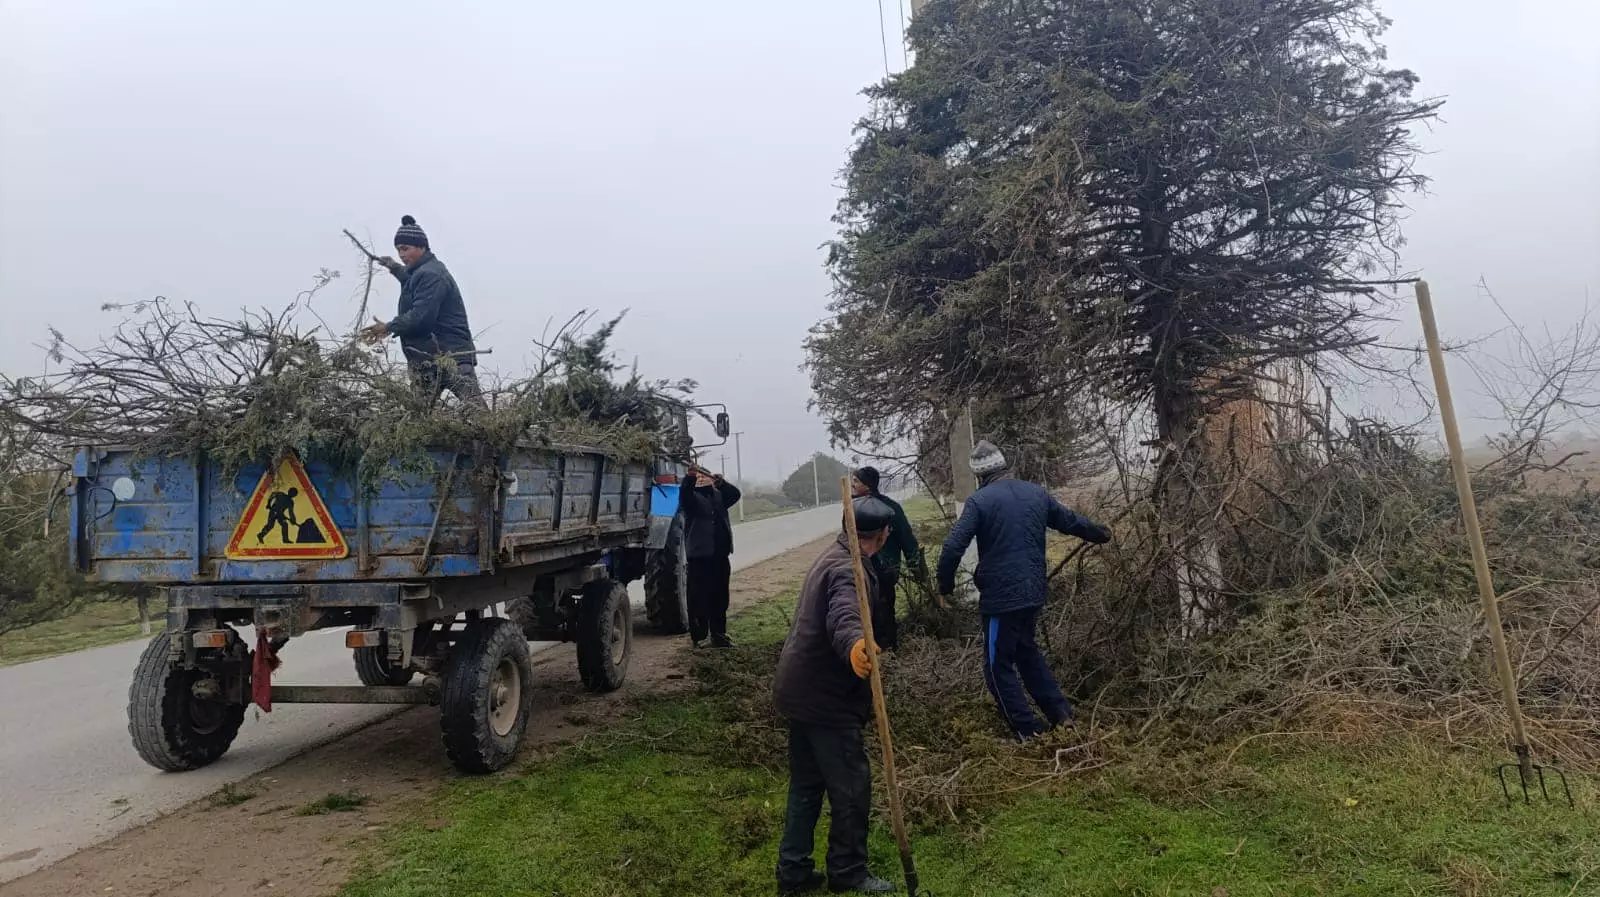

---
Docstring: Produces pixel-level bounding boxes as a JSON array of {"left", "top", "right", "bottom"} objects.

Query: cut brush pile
[{"left": 0, "top": 274, "right": 696, "bottom": 490}]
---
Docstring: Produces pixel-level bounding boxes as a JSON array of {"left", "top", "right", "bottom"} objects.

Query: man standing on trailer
[
  {"left": 850, "top": 466, "right": 924, "bottom": 650},
  {"left": 936, "top": 441, "right": 1111, "bottom": 740},
  {"left": 773, "top": 494, "right": 898, "bottom": 895},
  {"left": 361, "top": 215, "right": 484, "bottom": 407}
]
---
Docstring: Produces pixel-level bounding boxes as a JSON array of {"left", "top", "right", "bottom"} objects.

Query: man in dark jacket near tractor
[
  {"left": 937, "top": 441, "right": 1111, "bottom": 740},
  {"left": 680, "top": 463, "right": 741, "bottom": 648},
  {"left": 362, "top": 215, "right": 483, "bottom": 407},
  {"left": 850, "top": 466, "right": 924, "bottom": 650},
  {"left": 773, "top": 494, "right": 898, "bottom": 895}
]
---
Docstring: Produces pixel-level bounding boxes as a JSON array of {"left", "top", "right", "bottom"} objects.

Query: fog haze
[{"left": 2, "top": 0, "right": 1596, "bottom": 467}]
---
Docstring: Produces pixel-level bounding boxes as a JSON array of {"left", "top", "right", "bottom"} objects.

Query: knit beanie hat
[
  {"left": 853, "top": 466, "right": 881, "bottom": 493},
  {"left": 849, "top": 495, "right": 897, "bottom": 535},
  {"left": 393, "top": 215, "right": 429, "bottom": 249},
  {"left": 969, "top": 440, "right": 1008, "bottom": 476}
]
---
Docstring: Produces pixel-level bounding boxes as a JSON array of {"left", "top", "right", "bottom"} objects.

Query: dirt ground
[{"left": 0, "top": 538, "right": 829, "bottom": 897}]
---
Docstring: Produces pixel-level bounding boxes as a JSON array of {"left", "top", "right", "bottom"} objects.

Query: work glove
[
  {"left": 1083, "top": 523, "right": 1112, "bottom": 544},
  {"left": 850, "top": 638, "right": 880, "bottom": 679}
]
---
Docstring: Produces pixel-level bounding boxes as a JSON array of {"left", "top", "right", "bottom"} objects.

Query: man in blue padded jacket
[{"left": 937, "top": 440, "right": 1111, "bottom": 740}]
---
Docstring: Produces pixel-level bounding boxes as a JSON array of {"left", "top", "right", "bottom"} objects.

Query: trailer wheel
[
  {"left": 504, "top": 597, "right": 541, "bottom": 640},
  {"left": 577, "top": 578, "right": 631, "bottom": 692},
  {"left": 353, "top": 623, "right": 430, "bottom": 686},
  {"left": 354, "top": 647, "right": 415, "bottom": 686},
  {"left": 644, "top": 513, "right": 689, "bottom": 634},
  {"left": 127, "top": 633, "right": 246, "bottom": 772},
  {"left": 439, "top": 617, "right": 535, "bottom": 774}
]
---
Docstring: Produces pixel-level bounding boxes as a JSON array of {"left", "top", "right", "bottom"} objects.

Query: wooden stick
[
  {"left": 342, "top": 228, "right": 382, "bottom": 263},
  {"left": 1415, "top": 281, "right": 1533, "bottom": 773},
  {"left": 839, "top": 477, "right": 923, "bottom": 895}
]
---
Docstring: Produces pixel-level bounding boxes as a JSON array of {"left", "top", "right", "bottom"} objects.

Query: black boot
[
  {"left": 778, "top": 870, "right": 827, "bottom": 894},
  {"left": 830, "top": 874, "right": 896, "bottom": 894},
  {"left": 710, "top": 633, "right": 735, "bottom": 649}
]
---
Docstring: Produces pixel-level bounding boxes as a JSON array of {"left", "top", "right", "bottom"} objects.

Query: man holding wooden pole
[{"left": 772, "top": 494, "right": 899, "bottom": 894}]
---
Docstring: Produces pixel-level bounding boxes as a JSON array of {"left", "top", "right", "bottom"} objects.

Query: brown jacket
[{"left": 773, "top": 536, "right": 877, "bottom": 728}]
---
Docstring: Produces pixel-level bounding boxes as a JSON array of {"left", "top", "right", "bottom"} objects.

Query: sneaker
[
  {"left": 710, "top": 634, "right": 736, "bottom": 649},
  {"left": 778, "top": 871, "right": 827, "bottom": 894},
  {"left": 830, "top": 874, "right": 896, "bottom": 894}
]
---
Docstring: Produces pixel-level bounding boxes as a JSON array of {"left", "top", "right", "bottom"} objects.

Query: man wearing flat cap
[{"left": 772, "top": 494, "right": 900, "bottom": 895}]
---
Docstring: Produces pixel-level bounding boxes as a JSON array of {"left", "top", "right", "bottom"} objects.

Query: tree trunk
[{"left": 1151, "top": 383, "right": 1223, "bottom": 638}]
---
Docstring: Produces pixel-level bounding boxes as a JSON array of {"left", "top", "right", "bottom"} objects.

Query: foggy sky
[{"left": 2, "top": 0, "right": 1597, "bottom": 478}]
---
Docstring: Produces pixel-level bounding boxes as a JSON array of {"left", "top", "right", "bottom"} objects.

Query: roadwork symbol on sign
[{"left": 225, "top": 454, "right": 348, "bottom": 560}]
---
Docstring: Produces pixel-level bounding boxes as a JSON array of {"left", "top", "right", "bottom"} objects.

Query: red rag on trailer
[{"left": 252, "top": 630, "right": 282, "bottom": 711}]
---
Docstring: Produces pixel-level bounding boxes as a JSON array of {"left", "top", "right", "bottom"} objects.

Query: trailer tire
[
  {"left": 354, "top": 647, "right": 414, "bottom": 687},
  {"left": 439, "top": 617, "right": 535, "bottom": 774},
  {"left": 504, "top": 597, "right": 540, "bottom": 640},
  {"left": 127, "top": 633, "right": 246, "bottom": 772},
  {"left": 505, "top": 595, "right": 565, "bottom": 641},
  {"left": 577, "top": 578, "right": 632, "bottom": 692},
  {"left": 644, "top": 513, "right": 689, "bottom": 634}
]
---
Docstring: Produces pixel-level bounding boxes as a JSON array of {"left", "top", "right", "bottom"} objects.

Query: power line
[
  {"left": 899, "top": 0, "right": 910, "bottom": 69},
  {"left": 876, "top": 0, "right": 892, "bottom": 77}
]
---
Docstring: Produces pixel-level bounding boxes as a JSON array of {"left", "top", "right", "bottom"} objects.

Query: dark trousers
[
  {"left": 411, "top": 361, "right": 486, "bottom": 408},
  {"left": 981, "top": 606, "right": 1073, "bottom": 739},
  {"left": 776, "top": 721, "right": 871, "bottom": 890},
  {"left": 870, "top": 568, "right": 899, "bottom": 650},
  {"left": 686, "top": 555, "right": 731, "bottom": 642}
]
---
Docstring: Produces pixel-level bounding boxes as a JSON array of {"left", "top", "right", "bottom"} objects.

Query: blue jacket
[
  {"left": 388, "top": 252, "right": 476, "bottom": 367},
  {"left": 936, "top": 478, "right": 1109, "bottom": 615}
]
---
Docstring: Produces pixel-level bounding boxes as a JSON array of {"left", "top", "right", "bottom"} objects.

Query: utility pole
[
  {"left": 949, "top": 401, "right": 977, "bottom": 505},
  {"left": 733, "top": 431, "right": 746, "bottom": 521},
  {"left": 719, "top": 454, "right": 727, "bottom": 476},
  {"left": 812, "top": 455, "right": 821, "bottom": 507}
]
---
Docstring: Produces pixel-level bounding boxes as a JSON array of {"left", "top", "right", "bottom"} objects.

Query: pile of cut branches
[
  {"left": 0, "top": 276, "right": 695, "bottom": 490},
  {"left": 693, "top": 413, "right": 1600, "bottom": 828}
]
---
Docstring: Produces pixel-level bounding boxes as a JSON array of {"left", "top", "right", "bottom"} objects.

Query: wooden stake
[
  {"left": 1415, "top": 281, "right": 1533, "bottom": 774},
  {"left": 839, "top": 477, "right": 923, "bottom": 895}
]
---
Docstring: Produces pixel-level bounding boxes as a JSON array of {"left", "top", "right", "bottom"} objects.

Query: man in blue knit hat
[
  {"left": 362, "top": 215, "right": 483, "bottom": 406},
  {"left": 937, "top": 440, "right": 1111, "bottom": 740}
]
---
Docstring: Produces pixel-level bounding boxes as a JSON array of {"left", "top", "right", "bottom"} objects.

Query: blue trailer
[{"left": 68, "top": 408, "right": 729, "bottom": 773}]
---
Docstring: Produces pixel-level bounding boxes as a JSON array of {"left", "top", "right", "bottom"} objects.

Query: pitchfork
[
  {"left": 1416, "top": 281, "right": 1573, "bottom": 807},
  {"left": 841, "top": 478, "right": 936, "bottom": 896}
]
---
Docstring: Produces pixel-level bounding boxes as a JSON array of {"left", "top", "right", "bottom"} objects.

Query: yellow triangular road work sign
[{"left": 226, "top": 454, "right": 348, "bottom": 560}]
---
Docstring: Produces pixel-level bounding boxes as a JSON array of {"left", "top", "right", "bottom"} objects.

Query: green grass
[
  {"left": 725, "top": 586, "right": 801, "bottom": 644},
  {"left": 740, "top": 496, "right": 805, "bottom": 521},
  {"left": 299, "top": 791, "right": 371, "bottom": 816},
  {"left": 342, "top": 559, "right": 1600, "bottom": 897},
  {"left": 899, "top": 494, "right": 945, "bottom": 524},
  {"left": 343, "top": 705, "right": 1600, "bottom": 896},
  {"left": 208, "top": 782, "right": 259, "bottom": 809},
  {"left": 911, "top": 743, "right": 1600, "bottom": 896},
  {"left": 0, "top": 598, "right": 165, "bottom": 666}
]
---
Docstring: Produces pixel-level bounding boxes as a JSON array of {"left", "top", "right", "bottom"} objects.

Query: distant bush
[{"left": 781, "top": 454, "right": 850, "bottom": 506}]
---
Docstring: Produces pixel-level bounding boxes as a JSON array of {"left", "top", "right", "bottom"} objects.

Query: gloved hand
[
  {"left": 1084, "top": 523, "right": 1112, "bottom": 544},
  {"left": 850, "top": 638, "right": 880, "bottom": 679}
]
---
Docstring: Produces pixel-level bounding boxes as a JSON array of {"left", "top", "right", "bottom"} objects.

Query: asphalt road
[{"left": 0, "top": 501, "right": 854, "bottom": 882}]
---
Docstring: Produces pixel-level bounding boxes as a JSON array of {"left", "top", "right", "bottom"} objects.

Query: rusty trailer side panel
[{"left": 69, "top": 445, "right": 659, "bottom": 585}]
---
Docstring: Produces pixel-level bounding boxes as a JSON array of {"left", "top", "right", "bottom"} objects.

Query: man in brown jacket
[{"left": 772, "top": 495, "right": 899, "bottom": 895}]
